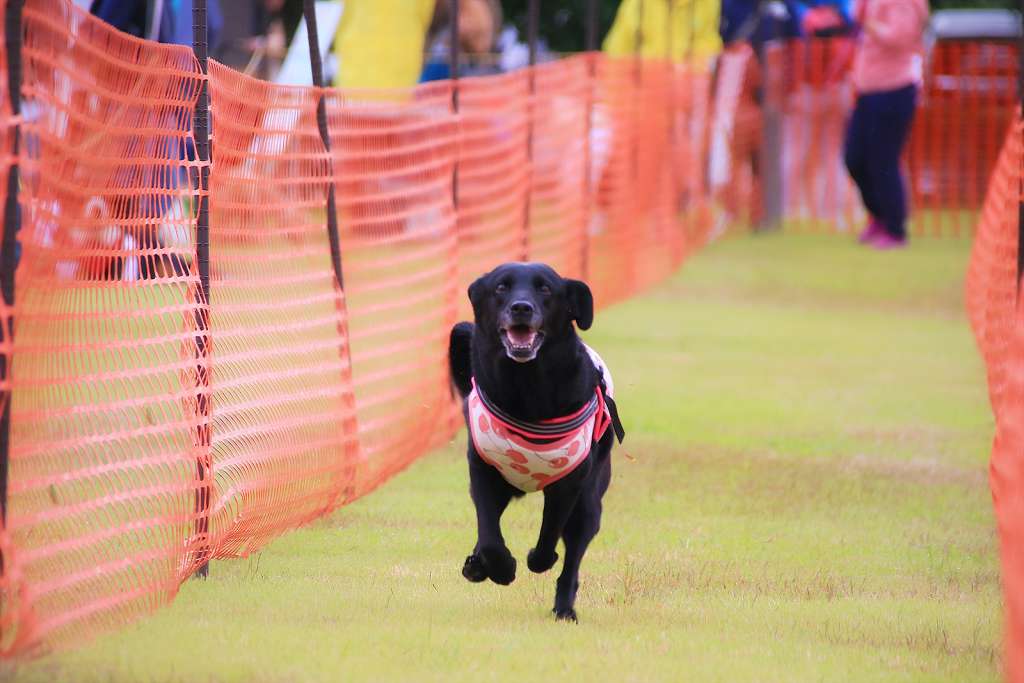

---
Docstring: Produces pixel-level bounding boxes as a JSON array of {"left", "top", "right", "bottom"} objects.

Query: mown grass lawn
[{"left": 9, "top": 231, "right": 1001, "bottom": 682}]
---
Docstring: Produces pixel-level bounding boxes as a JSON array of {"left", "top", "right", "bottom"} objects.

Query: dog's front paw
[
  {"left": 553, "top": 607, "right": 578, "bottom": 623},
  {"left": 527, "top": 547, "right": 559, "bottom": 573},
  {"left": 462, "top": 554, "right": 487, "bottom": 583},
  {"left": 479, "top": 545, "right": 517, "bottom": 585}
]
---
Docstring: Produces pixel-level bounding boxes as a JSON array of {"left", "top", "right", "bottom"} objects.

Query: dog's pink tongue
[{"left": 508, "top": 327, "right": 536, "bottom": 346}]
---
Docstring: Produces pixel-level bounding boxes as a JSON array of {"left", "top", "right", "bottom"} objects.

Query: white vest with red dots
[{"left": 467, "top": 345, "right": 615, "bottom": 493}]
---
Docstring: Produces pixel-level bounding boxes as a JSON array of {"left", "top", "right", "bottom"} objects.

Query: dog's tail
[{"left": 448, "top": 322, "right": 474, "bottom": 399}]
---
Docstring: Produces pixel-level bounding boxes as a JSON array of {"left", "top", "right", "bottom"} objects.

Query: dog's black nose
[{"left": 509, "top": 301, "right": 535, "bottom": 317}]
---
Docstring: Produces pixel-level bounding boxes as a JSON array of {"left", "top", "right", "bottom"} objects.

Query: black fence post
[
  {"left": 191, "top": 0, "right": 212, "bottom": 580},
  {"left": 450, "top": 0, "right": 460, "bottom": 211},
  {"left": 757, "top": 0, "right": 784, "bottom": 231},
  {"left": 632, "top": 0, "right": 643, "bottom": 189},
  {"left": 634, "top": 0, "right": 644, "bottom": 60},
  {"left": 0, "top": 0, "right": 23, "bottom": 565},
  {"left": 666, "top": 0, "right": 674, "bottom": 54},
  {"left": 449, "top": 0, "right": 459, "bottom": 82},
  {"left": 303, "top": 0, "right": 345, "bottom": 291},
  {"left": 522, "top": 0, "right": 539, "bottom": 261},
  {"left": 666, "top": 0, "right": 677, "bottom": 224},
  {"left": 585, "top": 0, "right": 598, "bottom": 55},
  {"left": 685, "top": 0, "right": 698, "bottom": 229},
  {"left": 582, "top": 0, "right": 597, "bottom": 279},
  {"left": 1018, "top": 0, "right": 1023, "bottom": 291},
  {"left": 303, "top": 0, "right": 361, "bottom": 510},
  {"left": 528, "top": 0, "right": 539, "bottom": 69}
]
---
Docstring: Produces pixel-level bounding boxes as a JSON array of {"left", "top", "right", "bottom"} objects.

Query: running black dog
[{"left": 448, "top": 262, "right": 624, "bottom": 622}]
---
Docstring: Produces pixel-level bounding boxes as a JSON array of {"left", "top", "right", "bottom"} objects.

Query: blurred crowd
[
  {"left": 83, "top": 0, "right": 927, "bottom": 265},
  {"left": 87, "top": 0, "right": 534, "bottom": 87},
  {"left": 84, "top": 1, "right": 879, "bottom": 88}
]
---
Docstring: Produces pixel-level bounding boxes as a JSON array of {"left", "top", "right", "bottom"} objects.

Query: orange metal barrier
[{"left": 966, "top": 114, "right": 1023, "bottom": 683}]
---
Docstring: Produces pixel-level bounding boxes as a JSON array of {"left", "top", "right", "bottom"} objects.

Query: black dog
[{"left": 448, "top": 262, "right": 624, "bottom": 622}]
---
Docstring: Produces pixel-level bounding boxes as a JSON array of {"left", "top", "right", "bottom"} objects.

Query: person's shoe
[
  {"left": 870, "top": 232, "right": 908, "bottom": 250},
  {"left": 857, "top": 218, "right": 885, "bottom": 244}
]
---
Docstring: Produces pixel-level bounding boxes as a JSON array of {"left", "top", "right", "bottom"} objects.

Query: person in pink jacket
[{"left": 843, "top": 0, "right": 929, "bottom": 249}]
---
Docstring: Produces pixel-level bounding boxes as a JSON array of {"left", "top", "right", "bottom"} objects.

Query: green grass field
[{"left": 7, "top": 231, "right": 1001, "bottom": 682}]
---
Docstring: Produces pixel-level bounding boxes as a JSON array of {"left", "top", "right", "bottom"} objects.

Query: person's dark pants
[{"left": 843, "top": 83, "right": 917, "bottom": 239}]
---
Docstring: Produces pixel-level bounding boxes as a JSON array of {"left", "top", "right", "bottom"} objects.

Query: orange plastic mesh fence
[
  {"left": 0, "top": 0, "right": 699, "bottom": 654},
  {"left": 0, "top": 0, "right": 1018, "bottom": 658},
  {"left": 588, "top": 56, "right": 641, "bottom": 308},
  {"left": 205, "top": 61, "right": 359, "bottom": 555},
  {"left": 994, "top": 299, "right": 1024, "bottom": 683},
  {"left": 707, "top": 43, "right": 763, "bottom": 235},
  {"left": 965, "top": 114, "right": 1023, "bottom": 682},
  {"left": 455, "top": 68, "right": 529, "bottom": 317},
  {"left": 589, "top": 56, "right": 692, "bottom": 308},
  {"left": 327, "top": 79, "right": 460, "bottom": 499},
  {"left": 527, "top": 56, "right": 589, "bottom": 280},
  {"left": 4, "top": 0, "right": 205, "bottom": 655},
  {"left": 908, "top": 41, "right": 1018, "bottom": 238}
]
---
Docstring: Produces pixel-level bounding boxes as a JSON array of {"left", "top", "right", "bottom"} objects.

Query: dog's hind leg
[
  {"left": 553, "top": 490, "right": 602, "bottom": 622},
  {"left": 466, "top": 451, "right": 519, "bottom": 585}
]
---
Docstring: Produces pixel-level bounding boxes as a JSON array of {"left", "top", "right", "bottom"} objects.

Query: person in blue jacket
[
  {"left": 90, "top": 0, "right": 223, "bottom": 51},
  {"left": 720, "top": 0, "right": 853, "bottom": 48}
]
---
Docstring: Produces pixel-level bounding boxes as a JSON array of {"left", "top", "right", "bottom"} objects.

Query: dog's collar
[
  {"left": 472, "top": 380, "right": 602, "bottom": 442},
  {"left": 471, "top": 342, "right": 625, "bottom": 446}
]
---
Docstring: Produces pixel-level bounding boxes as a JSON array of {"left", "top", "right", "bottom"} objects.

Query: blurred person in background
[
  {"left": 90, "top": 0, "right": 224, "bottom": 50},
  {"left": 714, "top": 0, "right": 854, "bottom": 232},
  {"left": 720, "top": 0, "right": 850, "bottom": 48},
  {"left": 712, "top": 0, "right": 770, "bottom": 231},
  {"left": 236, "top": 0, "right": 303, "bottom": 81},
  {"left": 331, "top": 0, "right": 436, "bottom": 89},
  {"left": 782, "top": 0, "right": 857, "bottom": 227},
  {"left": 843, "top": 0, "right": 928, "bottom": 249},
  {"left": 330, "top": 0, "right": 505, "bottom": 89},
  {"left": 421, "top": 0, "right": 507, "bottom": 81},
  {"left": 794, "top": 0, "right": 853, "bottom": 36},
  {"left": 604, "top": 0, "right": 722, "bottom": 61}
]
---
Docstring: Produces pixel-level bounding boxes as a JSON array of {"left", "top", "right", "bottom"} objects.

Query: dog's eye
[
  {"left": 495, "top": 283, "right": 508, "bottom": 295},
  {"left": 538, "top": 284, "right": 551, "bottom": 296}
]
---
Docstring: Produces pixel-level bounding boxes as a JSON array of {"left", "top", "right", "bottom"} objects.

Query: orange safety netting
[
  {"left": 0, "top": 0, "right": 703, "bottom": 655},
  {"left": 965, "top": 114, "right": 1024, "bottom": 682},
  {"left": 4, "top": 0, "right": 205, "bottom": 655},
  {"left": 909, "top": 41, "right": 1018, "bottom": 237},
  {"left": 205, "top": 61, "right": 359, "bottom": 555},
  {"left": 328, "top": 78, "right": 459, "bottom": 498},
  {"left": 0, "top": 0, "right": 1020, "bottom": 660}
]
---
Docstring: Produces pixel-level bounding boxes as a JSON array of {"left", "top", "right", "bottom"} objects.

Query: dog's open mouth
[{"left": 500, "top": 324, "right": 544, "bottom": 362}]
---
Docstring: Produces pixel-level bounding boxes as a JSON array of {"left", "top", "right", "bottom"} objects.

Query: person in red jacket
[{"left": 843, "top": 0, "right": 929, "bottom": 249}]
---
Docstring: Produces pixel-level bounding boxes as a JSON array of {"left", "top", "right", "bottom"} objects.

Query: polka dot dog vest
[{"left": 467, "top": 345, "right": 621, "bottom": 493}]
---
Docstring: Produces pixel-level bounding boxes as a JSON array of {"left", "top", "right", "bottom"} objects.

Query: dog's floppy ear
[
  {"left": 468, "top": 274, "right": 488, "bottom": 309},
  {"left": 565, "top": 279, "right": 594, "bottom": 330}
]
